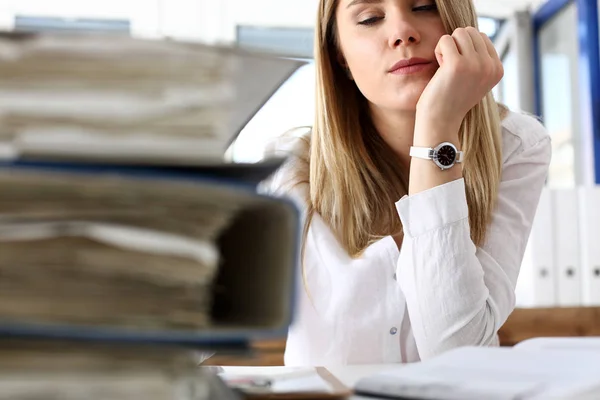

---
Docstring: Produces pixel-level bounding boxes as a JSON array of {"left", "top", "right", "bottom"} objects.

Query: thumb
[
  {"left": 434, "top": 38, "right": 444, "bottom": 66},
  {"left": 435, "top": 51, "right": 444, "bottom": 67}
]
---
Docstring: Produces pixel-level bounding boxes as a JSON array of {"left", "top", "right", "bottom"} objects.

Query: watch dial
[{"left": 436, "top": 145, "right": 456, "bottom": 167}]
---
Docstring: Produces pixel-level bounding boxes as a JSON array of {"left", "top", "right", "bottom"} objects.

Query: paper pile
[
  {"left": 0, "top": 31, "right": 302, "bottom": 337},
  {"left": 0, "top": 31, "right": 302, "bottom": 164}
]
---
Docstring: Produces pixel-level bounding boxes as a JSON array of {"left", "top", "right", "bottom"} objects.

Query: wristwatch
[{"left": 410, "top": 142, "right": 463, "bottom": 170}]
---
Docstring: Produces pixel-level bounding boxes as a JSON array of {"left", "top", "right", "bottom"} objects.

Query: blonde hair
[{"left": 297, "top": 0, "right": 503, "bottom": 259}]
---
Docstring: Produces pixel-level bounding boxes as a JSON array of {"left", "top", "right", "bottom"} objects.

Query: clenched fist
[{"left": 416, "top": 26, "right": 504, "bottom": 126}]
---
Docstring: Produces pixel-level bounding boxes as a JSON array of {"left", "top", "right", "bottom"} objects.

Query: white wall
[
  {"left": 0, "top": 0, "right": 160, "bottom": 37},
  {"left": 219, "top": 0, "right": 318, "bottom": 42},
  {"left": 0, "top": 0, "right": 319, "bottom": 44},
  {"left": 0, "top": 0, "right": 540, "bottom": 44}
]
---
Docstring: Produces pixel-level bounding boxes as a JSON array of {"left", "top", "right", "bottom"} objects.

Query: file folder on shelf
[
  {"left": 552, "top": 189, "right": 581, "bottom": 307},
  {"left": 578, "top": 186, "right": 600, "bottom": 306},
  {"left": 516, "top": 187, "right": 556, "bottom": 307}
]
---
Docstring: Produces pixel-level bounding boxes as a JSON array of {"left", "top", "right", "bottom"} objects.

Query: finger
[
  {"left": 435, "top": 34, "right": 459, "bottom": 65},
  {"left": 481, "top": 32, "right": 501, "bottom": 61},
  {"left": 451, "top": 28, "right": 475, "bottom": 55},
  {"left": 465, "top": 26, "right": 488, "bottom": 55}
]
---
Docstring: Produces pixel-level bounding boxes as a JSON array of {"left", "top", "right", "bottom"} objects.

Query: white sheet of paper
[
  {"left": 354, "top": 347, "right": 600, "bottom": 400},
  {"left": 219, "top": 366, "right": 334, "bottom": 394}
]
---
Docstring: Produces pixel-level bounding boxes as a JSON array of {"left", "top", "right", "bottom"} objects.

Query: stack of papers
[
  {"left": 0, "top": 339, "right": 232, "bottom": 400},
  {"left": 0, "top": 29, "right": 302, "bottom": 400},
  {"left": 0, "top": 168, "right": 243, "bottom": 331},
  {"left": 0, "top": 32, "right": 303, "bottom": 337},
  {"left": 0, "top": 32, "right": 303, "bottom": 164}
]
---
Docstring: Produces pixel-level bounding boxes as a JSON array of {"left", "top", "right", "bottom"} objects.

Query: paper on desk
[
  {"left": 220, "top": 367, "right": 330, "bottom": 392},
  {"left": 354, "top": 347, "right": 600, "bottom": 400},
  {"left": 219, "top": 366, "right": 350, "bottom": 398}
]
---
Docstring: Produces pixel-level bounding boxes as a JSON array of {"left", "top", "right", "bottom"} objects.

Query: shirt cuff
[{"left": 396, "top": 178, "right": 468, "bottom": 238}]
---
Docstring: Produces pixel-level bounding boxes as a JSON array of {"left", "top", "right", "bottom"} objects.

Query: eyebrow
[{"left": 346, "top": 0, "right": 383, "bottom": 9}]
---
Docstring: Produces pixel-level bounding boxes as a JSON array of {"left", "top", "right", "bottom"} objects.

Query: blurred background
[
  {"left": 1, "top": 0, "right": 597, "bottom": 189},
  {"left": 1, "top": 0, "right": 599, "bottom": 362}
]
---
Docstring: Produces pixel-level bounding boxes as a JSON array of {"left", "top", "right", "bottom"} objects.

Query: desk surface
[{"left": 220, "top": 364, "right": 396, "bottom": 399}]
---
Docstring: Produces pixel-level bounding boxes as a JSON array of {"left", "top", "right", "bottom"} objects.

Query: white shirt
[{"left": 263, "top": 111, "right": 552, "bottom": 367}]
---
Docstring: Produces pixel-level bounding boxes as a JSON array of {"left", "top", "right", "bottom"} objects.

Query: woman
[{"left": 265, "top": 0, "right": 551, "bottom": 366}]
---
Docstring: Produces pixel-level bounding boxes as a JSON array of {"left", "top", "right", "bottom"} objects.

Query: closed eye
[
  {"left": 413, "top": 4, "right": 438, "bottom": 12},
  {"left": 358, "top": 16, "right": 383, "bottom": 26}
]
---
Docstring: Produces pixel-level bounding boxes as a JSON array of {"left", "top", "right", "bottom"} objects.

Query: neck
[{"left": 369, "top": 104, "right": 416, "bottom": 172}]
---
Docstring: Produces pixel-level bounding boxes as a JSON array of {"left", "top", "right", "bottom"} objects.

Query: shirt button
[
  {"left": 390, "top": 327, "right": 398, "bottom": 335},
  {"left": 393, "top": 273, "right": 397, "bottom": 281}
]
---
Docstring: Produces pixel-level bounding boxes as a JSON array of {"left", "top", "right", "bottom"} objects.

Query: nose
[{"left": 388, "top": 13, "right": 421, "bottom": 48}]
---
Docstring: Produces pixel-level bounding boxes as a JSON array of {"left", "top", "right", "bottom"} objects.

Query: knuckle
[
  {"left": 452, "top": 27, "right": 466, "bottom": 37},
  {"left": 497, "top": 63, "right": 505, "bottom": 79},
  {"left": 438, "top": 35, "right": 454, "bottom": 48}
]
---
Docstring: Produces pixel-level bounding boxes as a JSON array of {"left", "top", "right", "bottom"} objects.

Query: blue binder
[{"left": 0, "top": 160, "right": 300, "bottom": 351}]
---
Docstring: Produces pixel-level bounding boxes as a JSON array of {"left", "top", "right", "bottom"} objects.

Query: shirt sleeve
[{"left": 395, "top": 134, "right": 552, "bottom": 360}]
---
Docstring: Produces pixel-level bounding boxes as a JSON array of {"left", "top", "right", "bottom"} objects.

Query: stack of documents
[
  {"left": 0, "top": 168, "right": 242, "bottom": 331},
  {"left": 0, "top": 29, "right": 302, "bottom": 398},
  {"left": 0, "top": 31, "right": 301, "bottom": 165},
  {"left": 0, "top": 31, "right": 302, "bottom": 345},
  {"left": 0, "top": 339, "right": 239, "bottom": 400}
]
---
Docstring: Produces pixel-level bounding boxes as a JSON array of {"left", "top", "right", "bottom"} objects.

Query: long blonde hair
[{"left": 299, "top": 0, "right": 503, "bottom": 258}]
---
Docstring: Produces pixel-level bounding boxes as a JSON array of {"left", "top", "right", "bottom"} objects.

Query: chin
[
  {"left": 385, "top": 96, "right": 421, "bottom": 113},
  {"left": 386, "top": 86, "right": 426, "bottom": 112}
]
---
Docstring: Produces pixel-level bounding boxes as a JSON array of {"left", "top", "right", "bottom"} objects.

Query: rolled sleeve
[{"left": 396, "top": 178, "right": 468, "bottom": 239}]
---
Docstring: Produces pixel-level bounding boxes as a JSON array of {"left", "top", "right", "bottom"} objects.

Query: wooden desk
[
  {"left": 205, "top": 307, "right": 600, "bottom": 366},
  {"left": 497, "top": 306, "right": 600, "bottom": 346}
]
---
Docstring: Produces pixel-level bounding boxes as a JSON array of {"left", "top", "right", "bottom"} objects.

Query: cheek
[
  {"left": 341, "top": 38, "right": 385, "bottom": 93},
  {"left": 432, "top": 22, "right": 447, "bottom": 43},
  {"left": 343, "top": 37, "right": 380, "bottom": 73}
]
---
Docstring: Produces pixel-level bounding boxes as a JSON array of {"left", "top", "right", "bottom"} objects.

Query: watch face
[{"left": 435, "top": 145, "right": 457, "bottom": 167}]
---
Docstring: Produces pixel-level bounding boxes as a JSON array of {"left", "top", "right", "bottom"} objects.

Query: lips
[{"left": 388, "top": 58, "right": 432, "bottom": 73}]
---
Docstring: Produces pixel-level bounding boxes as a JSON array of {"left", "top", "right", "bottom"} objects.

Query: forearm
[{"left": 409, "top": 117, "right": 464, "bottom": 195}]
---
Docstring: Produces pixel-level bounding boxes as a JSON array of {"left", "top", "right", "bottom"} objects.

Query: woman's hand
[{"left": 416, "top": 27, "right": 504, "bottom": 132}]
